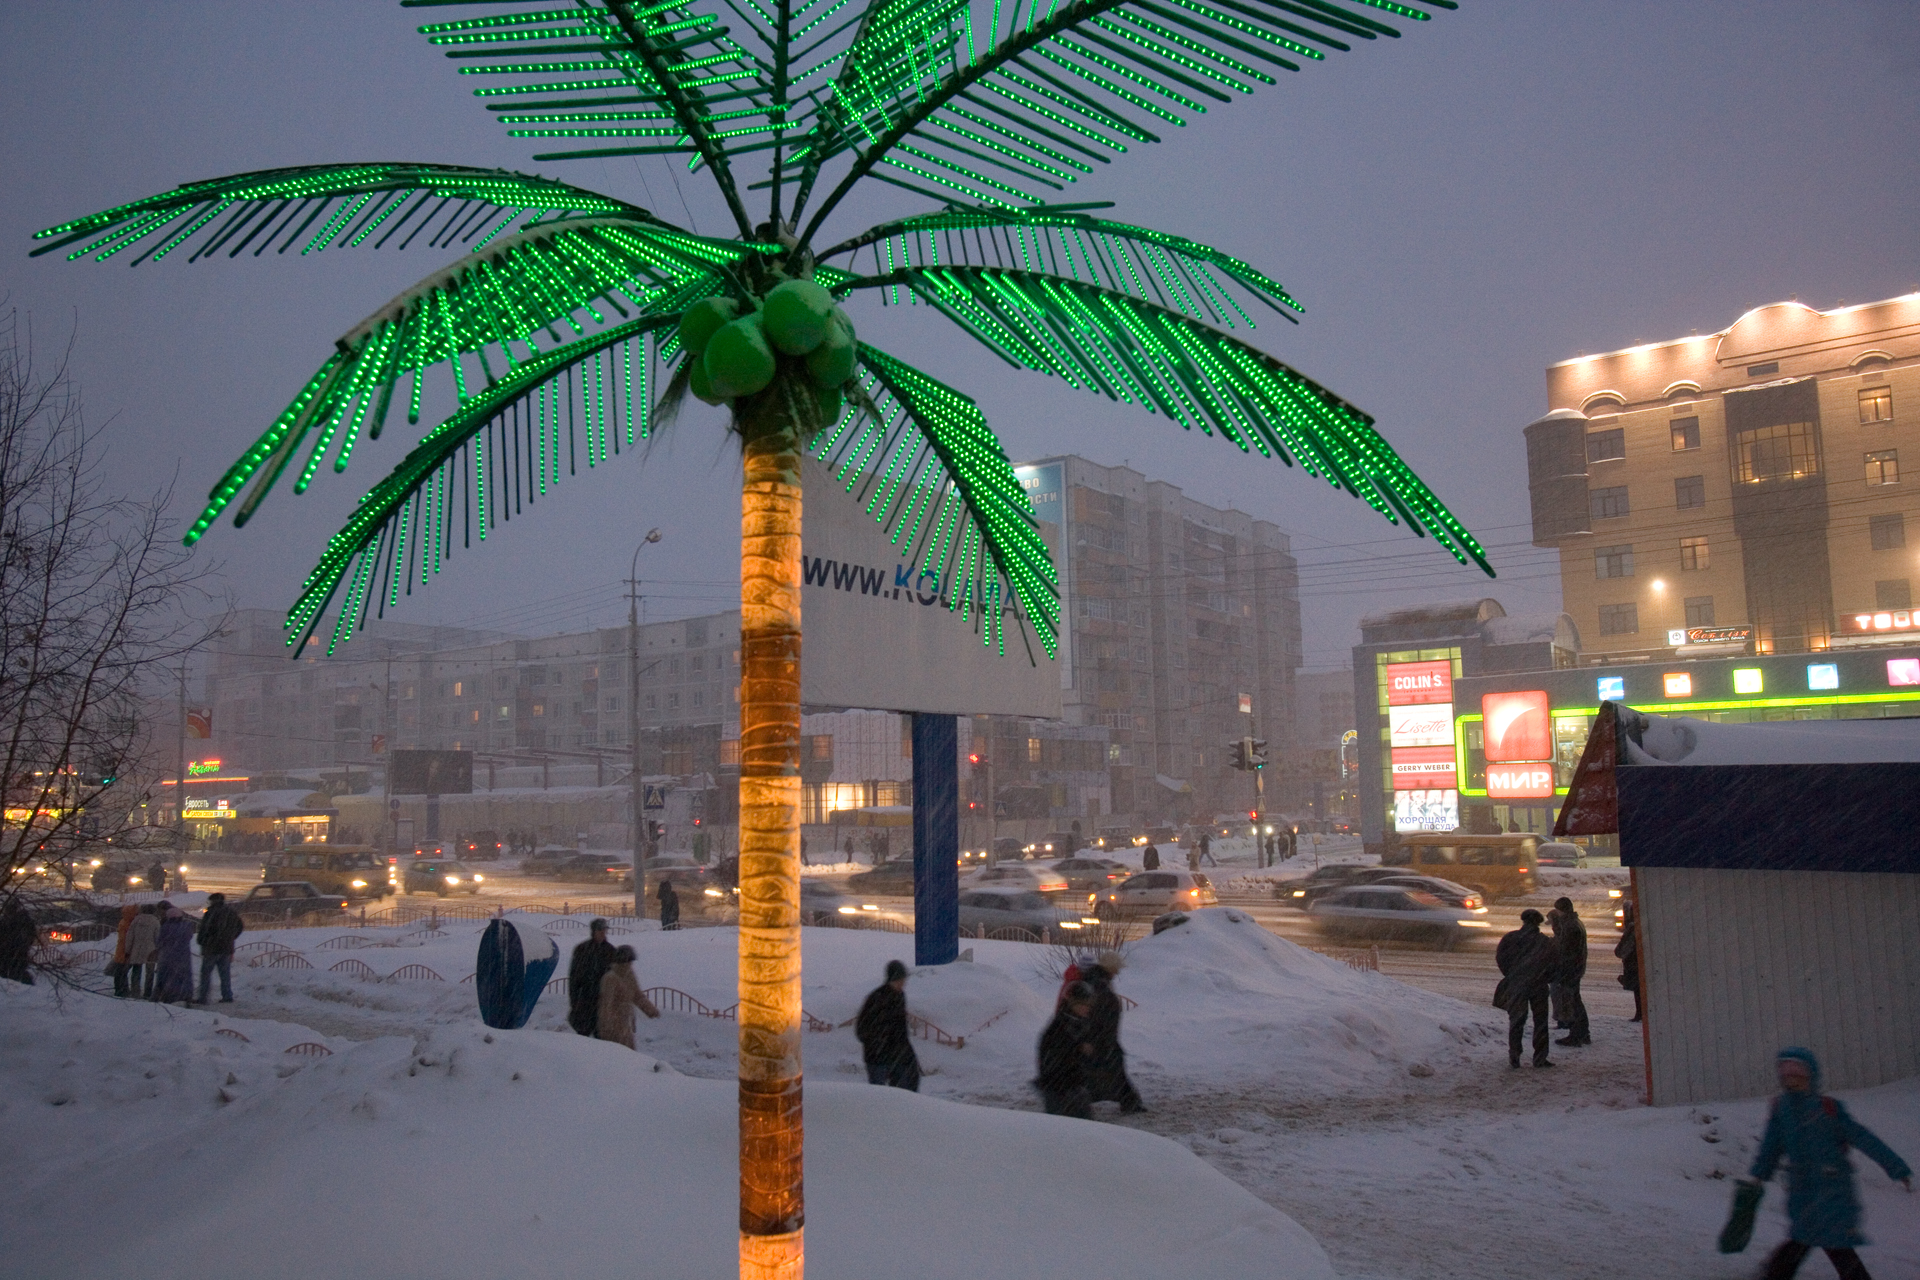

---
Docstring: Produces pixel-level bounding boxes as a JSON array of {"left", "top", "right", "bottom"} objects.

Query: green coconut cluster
[{"left": 679, "top": 278, "right": 856, "bottom": 422}]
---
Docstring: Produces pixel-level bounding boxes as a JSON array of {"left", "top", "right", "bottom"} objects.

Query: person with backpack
[
  {"left": 194, "top": 892, "right": 246, "bottom": 1004},
  {"left": 1739, "top": 1047, "right": 1911, "bottom": 1279}
]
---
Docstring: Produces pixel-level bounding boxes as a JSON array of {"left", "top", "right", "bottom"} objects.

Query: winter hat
[
  {"left": 589, "top": 917, "right": 610, "bottom": 932},
  {"left": 884, "top": 959, "right": 908, "bottom": 982},
  {"left": 1520, "top": 908, "right": 1543, "bottom": 926},
  {"left": 207, "top": 892, "right": 226, "bottom": 905},
  {"left": 1553, "top": 896, "right": 1573, "bottom": 912},
  {"left": 613, "top": 945, "right": 636, "bottom": 963},
  {"left": 1095, "top": 949, "right": 1125, "bottom": 973},
  {"left": 1776, "top": 1046, "right": 1821, "bottom": 1089}
]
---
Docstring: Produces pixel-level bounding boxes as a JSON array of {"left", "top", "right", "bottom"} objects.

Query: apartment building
[{"left": 1527, "top": 294, "right": 1920, "bottom": 658}]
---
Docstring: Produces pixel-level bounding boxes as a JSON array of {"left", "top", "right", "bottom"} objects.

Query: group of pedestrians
[
  {"left": 1494, "top": 896, "right": 1591, "bottom": 1068},
  {"left": 564, "top": 918, "right": 660, "bottom": 1049}
]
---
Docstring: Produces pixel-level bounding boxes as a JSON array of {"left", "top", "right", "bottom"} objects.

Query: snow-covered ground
[{"left": 9, "top": 906, "right": 1916, "bottom": 1280}]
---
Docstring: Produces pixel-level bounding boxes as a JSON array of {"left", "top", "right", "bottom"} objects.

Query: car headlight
[
  {"left": 445, "top": 876, "right": 460, "bottom": 885},
  {"left": 350, "top": 879, "right": 367, "bottom": 889},
  {"left": 178, "top": 865, "right": 189, "bottom": 873},
  {"left": 89, "top": 859, "right": 102, "bottom": 868},
  {"left": 860, "top": 904, "right": 878, "bottom": 911},
  {"left": 1080, "top": 917, "right": 1101, "bottom": 925},
  {"left": 1059, "top": 921, "right": 1082, "bottom": 929},
  {"left": 1608, "top": 888, "right": 1623, "bottom": 899},
  {"left": 837, "top": 906, "right": 859, "bottom": 914},
  {"left": 1457, "top": 920, "right": 1492, "bottom": 928},
  {"left": 128, "top": 876, "right": 143, "bottom": 885},
  {"left": 704, "top": 887, "right": 723, "bottom": 897},
  {"left": 1291, "top": 889, "right": 1306, "bottom": 897},
  {"left": 472, "top": 874, "right": 484, "bottom": 882}
]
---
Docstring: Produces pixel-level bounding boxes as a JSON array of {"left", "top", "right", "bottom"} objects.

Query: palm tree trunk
[{"left": 737, "top": 411, "right": 804, "bottom": 1280}]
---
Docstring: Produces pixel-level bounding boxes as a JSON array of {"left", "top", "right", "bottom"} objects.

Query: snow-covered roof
[
  {"left": 1480, "top": 612, "right": 1577, "bottom": 648},
  {"left": 1359, "top": 598, "right": 1505, "bottom": 630},
  {"left": 1622, "top": 711, "right": 1920, "bottom": 766}
]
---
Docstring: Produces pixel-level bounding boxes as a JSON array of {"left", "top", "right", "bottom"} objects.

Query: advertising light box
[
  {"left": 1486, "top": 764, "right": 1556, "bottom": 799},
  {"left": 1389, "top": 703, "right": 1455, "bottom": 748},
  {"left": 1384, "top": 660, "right": 1453, "bottom": 705},
  {"left": 1391, "top": 745, "right": 1457, "bottom": 790},
  {"left": 1394, "top": 788, "right": 1459, "bottom": 832},
  {"left": 1481, "top": 690, "right": 1552, "bottom": 763}
]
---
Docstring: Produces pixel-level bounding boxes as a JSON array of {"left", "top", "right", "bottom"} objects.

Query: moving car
[
  {"left": 797, "top": 878, "right": 912, "bottom": 928},
  {"left": 398, "top": 858, "right": 485, "bottom": 896},
  {"left": 1046, "top": 857, "right": 1131, "bottom": 893},
  {"left": 1307, "top": 885, "right": 1493, "bottom": 947},
  {"left": 551, "top": 853, "right": 633, "bottom": 887},
  {"left": 957, "top": 887, "right": 1099, "bottom": 943},
  {"left": 520, "top": 846, "right": 577, "bottom": 876},
  {"left": 237, "top": 882, "right": 349, "bottom": 922},
  {"left": 846, "top": 861, "right": 916, "bottom": 894},
  {"left": 1280, "top": 864, "right": 1401, "bottom": 907},
  {"left": 263, "top": 846, "right": 390, "bottom": 900},
  {"left": 962, "top": 864, "right": 1068, "bottom": 894},
  {"left": 89, "top": 862, "right": 150, "bottom": 893},
  {"left": 1092, "top": 870, "right": 1216, "bottom": 917},
  {"left": 1373, "top": 874, "right": 1487, "bottom": 913}
]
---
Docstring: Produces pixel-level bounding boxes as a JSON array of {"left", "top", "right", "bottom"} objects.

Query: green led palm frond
[
  {"left": 823, "top": 203, "right": 1301, "bottom": 324},
  {"left": 182, "top": 218, "right": 758, "bottom": 545},
  {"left": 841, "top": 262, "right": 1489, "bottom": 573},
  {"left": 810, "top": 342, "right": 1060, "bottom": 657},
  {"left": 785, "top": 0, "right": 1456, "bottom": 231},
  {"left": 289, "top": 312, "right": 681, "bottom": 654},
  {"left": 29, "top": 163, "right": 651, "bottom": 265}
]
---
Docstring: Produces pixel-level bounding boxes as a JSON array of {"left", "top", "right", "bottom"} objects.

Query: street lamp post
[{"left": 628, "top": 528, "right": 662, "bottom": 918}]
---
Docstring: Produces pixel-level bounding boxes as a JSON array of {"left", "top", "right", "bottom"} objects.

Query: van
[
  {"left": 261, "top": 845, "right": 390, "bottom": 900},
  {"left": 1388, "top": 833, "right": 1539, "bottom": 903}
]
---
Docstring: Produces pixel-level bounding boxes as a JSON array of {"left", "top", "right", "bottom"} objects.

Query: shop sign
[
  {"left": 1486, "top": 764, "right": 1555, "bottom": 799},
  {"left": 1393, "top": 788, "right": 1458, "bottom": 832},
  {"left": 1482, "top": 690, "right": 1552, "bottom": 763},
  {"left": 1383, "top": 659, "right": 1453, "bottom": 705},
  {"left": 1390, "top": 746, "right": 1456, "bottom": 790},
  {"left": 1388, "top": 703, "right": 1454, "bottom": 748}
]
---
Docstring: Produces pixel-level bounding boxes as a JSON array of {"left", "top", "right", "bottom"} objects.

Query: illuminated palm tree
[{"left": 32, "top": 0, "right": 1488, "bottom": 1272}]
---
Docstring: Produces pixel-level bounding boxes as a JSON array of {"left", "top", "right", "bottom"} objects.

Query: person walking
[
  {"left": 566, "top": 919, "right": 618, "bottom": 1037},
  {"left": 151, "top": 903, "right": 195, "bottom": 1004},
  {"left": 1082, "top": 951, "right": 1144, "bottom": 1113},
  {"left": 0, "top": 898, "right": 38, "bottom": 984},
  {"left": 1616, "top": 901, "right": 1642, "bottom": 1021},
  {"left": 594, "top": 945, "right": 661, "bottom": 1049},
  {"left": 110, "top": 904, "right": 139, "bottom": 997},
  {"left": 1551, "top": 897, "right": 1590, "bottom": 1047},
  {"left": 1141, "top": 844, "right": 1159, "bottom": 872},
  {"left": 656, "top": 879, "right": 681, "bottom": 931},
  {"left": 854, "top": 959, "right": 922, "bottom": 1091},
  {"left": 145, "top": 858, "right": 166, "bottom": 896},
  {"left": 194, "top": 892, "right": 246, "bottom": 1004},
  {"left": 127, "top": 903, "right": 161, "bottom": 999},
  {"left": 1036, "top": 981, "right": 1097, "bottom": 1119},
  {"left": 1495, "top": 909, "right": 1558, "bottom": 1068},
  {"left": 1197, "top": 830, "right": 1215, "bottom": 867},
  {"left": 1743, "top": 1047, "right": 1912, "bottom": 1280}
]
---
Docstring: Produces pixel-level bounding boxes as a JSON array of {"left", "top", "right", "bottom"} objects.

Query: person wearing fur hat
[
  {"left": 1744, "top": 1047, "right": 1911, "bottom": 1279},
  {"left": 1037, "top": 980, "right": 1097, "bottom": 1119},
  {"left": 855, "top": 960, "right": 920, "bottom": 1091},
  {"left": 594, "top": 945, "right": 660, "bottom": 1050},
  {"left": 1082, "top": 951, "right": 1144, "bottom": 1113}
]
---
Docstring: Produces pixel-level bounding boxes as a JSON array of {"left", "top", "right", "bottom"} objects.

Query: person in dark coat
[
  {"left": 1615, "top": 901, "right": 1641, "bottom": 1021},
  {"left": 566, "top": 919, "right": 618, "bottom": 1037},
  {"left": 1197, "top": 831, "right": 1214, "bottom": 866},
  {"left": 0, "top": 898, "right": 38, "bottom": 984},
  {"left": 151, "top": 904, "right": 195, "bottom": 1004},
  {"left": 1746, "top": 1047, "right": 1912, "bottom": 1280},
  {"left": 194, "top": 892, "right": 245, "bottom": 1004},
  {"left": 1496, "top": 909, "right": 1558, "bottom": 1068},
  {"left": 656, "top": 879, "right": 681, "bottom": 931},
  {"left": 1550, "top": 897, "right": 1589, "bottom": 1047},
  {"left": 1082, "top": 951, "right": 1144, "bottom": 1112},
  {"left": 1140, "top": 844, "right": 1159, "bottom": 871},
  {"left": 854, "top": 959, "right": 921, "bottom": 1091},
  {"left": 1037, "top": 981, "right": 1097, "bottom": 1118},
  {"left": 145, "top": 858, "right": 166, "bottom": 895}
]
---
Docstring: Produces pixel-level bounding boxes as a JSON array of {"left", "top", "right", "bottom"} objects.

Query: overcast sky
[{"left": 4, "top": 1, "right": 1916, "bottom": 676}]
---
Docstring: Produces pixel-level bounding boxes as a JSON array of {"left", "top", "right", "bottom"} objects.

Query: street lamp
[{"left": 628, "top": 529, "right": 663, "bottom": 917}]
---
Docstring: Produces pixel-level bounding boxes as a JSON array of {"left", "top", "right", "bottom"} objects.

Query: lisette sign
[{"left": 1388, "top": 704, "right": 1454, "bottom": 748}]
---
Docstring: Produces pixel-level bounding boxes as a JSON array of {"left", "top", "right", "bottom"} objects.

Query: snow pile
[
  {"left": 1115, "top": 908, "right": 1500, "bottom": 1092},
  {"left": 0, "top": 980, "right": 1333, "bottom": 1280}
]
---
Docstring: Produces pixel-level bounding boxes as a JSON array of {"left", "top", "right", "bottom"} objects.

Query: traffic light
[
  {"left": 1249, "top": 738, "right": 1268, "bottom": 770},
  {"left": 967, "top": 752, "right": 988, "bottom": 768}
]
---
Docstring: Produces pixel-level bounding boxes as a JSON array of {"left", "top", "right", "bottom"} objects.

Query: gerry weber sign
[{"left": 798, "top": 455, "right": 1063, "bottom": 719}]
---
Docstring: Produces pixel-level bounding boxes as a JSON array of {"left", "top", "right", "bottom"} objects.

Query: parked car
[
  {"left": 1307, "top": 885, "right": 1493, "bottom": 947},
  {"left": 398, "top": 858, "right": 485, "bottom": 896},
  {"left": 1534, "top": 841, "right": 1584, "bottom": 868},
  {"left": 962, "top": 864, "right": 1068, "bottom": 894},
  {"left": 1046, "top": 857, "right": 1131, "bottom": 893},
  {"left": 263, "top": 846, "right": 390, "bottom": 900},
  {"left": 460, "top": 831, "right": 505, "bottom": 861},
  {"left": 237, "top": 882, "right": 349, "bottom": 922},
  {"left": 1092, "top": 870, "right": 1216, "bottom": 917},
  {"left": 1372, "top": 874, "right": 1487, "bottom": 913},
  {"left": 1279, "top": 864, "right": 1399, "bottom": 907},
  {"left": 27, "top": 895, "right": 119, "bottom": 943},
  {"left": 520, "top": 846, "right": 577, "bottom": 876},
  {"left": 957, "top": 887, "right": 1099, "bottom": 943},
  {"left": 552, "top": 853, "right": 634, "bottom": 888}
]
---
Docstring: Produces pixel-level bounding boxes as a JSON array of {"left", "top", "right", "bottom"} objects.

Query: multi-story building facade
[
  {"left": 1527, "top": 294, "right": 1920, "bottom": 659},
  {"left": 1013, "top": 455, "right": 1303, "bottom": 826}
]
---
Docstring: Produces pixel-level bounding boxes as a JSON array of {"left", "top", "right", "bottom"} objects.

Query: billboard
[
  {"left": 1389, "top": 703, "right": 1454, "bottom": 748},
  {"left": 1394, "top": 789, "right": 1458, "bottom": 832},
  {"left": 1482, "top": 690, "right": 1552, "bottom": 763},
  {"left": 1384, "top": 659, "right": 1453, "bottom": 705},
  {"left": 390, "top": 749, "right": 474, "bottom": 795},
  {"left": 1391, "top": 745, "right": 1456, "bottom": 790},
  {"left": 1486, "top": 763, "right": 1555, "bottom": 800},
  {"left": 800, "top": 455, "right": 1063, "bottom": 718}
]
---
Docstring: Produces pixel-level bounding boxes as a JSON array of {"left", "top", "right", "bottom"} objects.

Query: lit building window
[
  {"left": 1594, "top": 545, "right": 1634, "bottom": 579},
  {"left": 1870, "top": 514, "right": 1905, "bottom": 550},
  {"left": 1859, "top": 386, "right": 1893, "bottom": 423},
  {"left": 1590, "top": 486, "right": 1629, "bottom": 519},
  {"left": 1733, "top": 422, "right": 1818, "bottom": 483},
  {"left": 1674, "top": 475, "right": 1705, "bottom": 509},
  {"left": 1598, "top": 602, "right": 1638, "bottom": 635},
  {"left": 1586, "top": 428, "right": 1625, "bottom": 463},
  {"left": 1865, "top": 449, "right": 1899, "bottom": 486},
  {"left": 1027, "top": 737, "right": 1042, "bottom": 763},
  {"left": 1679, "top": 537, "right": 1709, "bottom": 571},
  {"left": 1684, "top": 595, "right": 1715, "bottom": 626},
  {"left": 1670, "top": 417, "right": 1700, "bottom": 451}
]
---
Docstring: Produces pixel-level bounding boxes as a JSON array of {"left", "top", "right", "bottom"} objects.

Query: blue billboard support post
[{"left": 911, "top": 713, "right": 960, "bottom": 966}]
